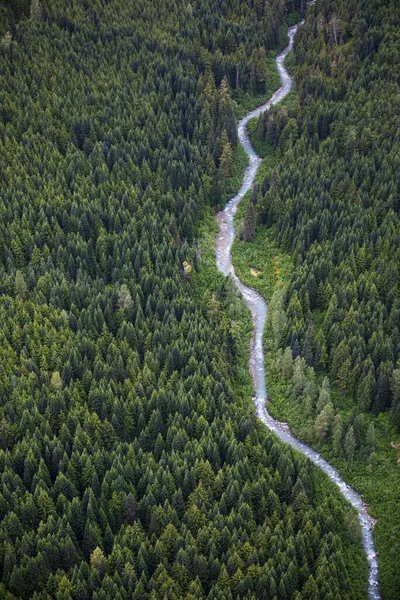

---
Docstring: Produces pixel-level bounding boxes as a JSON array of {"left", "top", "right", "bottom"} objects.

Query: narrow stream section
[{"left": 215, "top": 21, "right": 380, "bottom": 600}]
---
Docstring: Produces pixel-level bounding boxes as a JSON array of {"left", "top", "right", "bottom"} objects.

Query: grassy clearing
[{"left": 232, "top": 221, "right": 292, "bottom": 303}]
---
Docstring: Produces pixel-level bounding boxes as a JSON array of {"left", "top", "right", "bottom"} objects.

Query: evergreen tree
[{"left": 30, "top": 0, "right": 43, "bottom": 21}]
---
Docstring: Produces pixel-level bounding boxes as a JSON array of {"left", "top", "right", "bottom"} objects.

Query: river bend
[{"left": 215, "top": 21, "right": 380, "bottom": 600}]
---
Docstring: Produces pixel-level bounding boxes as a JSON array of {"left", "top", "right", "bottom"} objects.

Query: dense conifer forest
[{"left": 0, "top": 0, "right": 378, "bottom": 598}]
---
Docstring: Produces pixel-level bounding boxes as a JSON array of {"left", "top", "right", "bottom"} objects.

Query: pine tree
[
  {"left": 218, "top": 77, "right": 237, "bottom": 147},
  {"left": 51, "top": 371, "right": 63, "bottom": 390},
  {"left": 344, "top": 426, "right": 356, "bottom": 459},
  {"left": 15, "top": 270, "right": 28, "bottom": 299},
  {"left": 243, "top": 201, "right": 255, "bottom": 242},
  {"left": 281, "top": 347, "right": 293, "bottom": 380},
  {"left": 314, "top": 402, "right": 334, "bottom": 442},
  {"left": 301, "top": 322, "right": 315, "bottom": 366},
  {"left": 30, "top": 0, "right": 43, "bottom": 20},
  {"left": 218, "top": 137, "right": 233, "bottom": 181},
  {"left": 0, "top": 32, "right": 12, "bottom": 52},
  {"left": 390, "top": 368, "right": 400, "bottom": 429},
  {"left": 332, "top": 414, "right": 343, "bottom": 456},
  {"left": 365, "top": 423, "right": 376, "bottom": 452}
]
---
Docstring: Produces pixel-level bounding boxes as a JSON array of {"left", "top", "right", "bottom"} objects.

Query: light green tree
[
  {"left": 344, "top": 425, "right": 356, "bottom": 459},
  {"left": 30, "top": 0, "right": 43, "bottom": 20},
  {"left": 314, "top": 402, "right": 334, "bottom": 441},
  {"left": 0, "top": 32, "right": 12, "bottom": 52},
  {"left": 15, "top": 270, "right": 28, "bottom": 299}
]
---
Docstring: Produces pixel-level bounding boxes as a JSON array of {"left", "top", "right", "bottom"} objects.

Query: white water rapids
[{"left": 215, "top": 21, "right": 380, "bottom": 600}]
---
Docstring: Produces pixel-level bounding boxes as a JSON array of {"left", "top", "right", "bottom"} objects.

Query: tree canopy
[{"left": 0, "top": 0, "right": 369, "bottom": 598}]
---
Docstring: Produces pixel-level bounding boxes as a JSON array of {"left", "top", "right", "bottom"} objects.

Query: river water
[{"left": 215, "top": 21, "right": 380, "bottom": 600}]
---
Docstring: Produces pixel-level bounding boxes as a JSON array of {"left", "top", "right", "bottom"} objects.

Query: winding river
[{"left": 215, "top": 20, "right": 380, "bottom": 600}]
